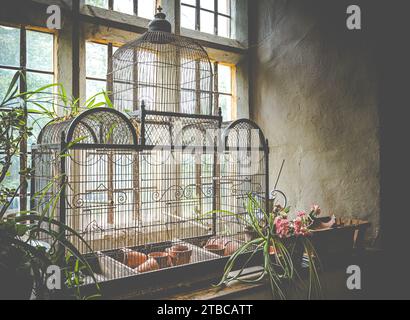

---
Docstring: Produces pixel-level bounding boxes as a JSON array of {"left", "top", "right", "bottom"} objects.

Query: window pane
[
  {"left": 200, "top": 10, "right": 214, "bottom": 34},
  {"left": 218, "top": 0, "right": 230, "bottom": 15},
  {"left": 218, "top": 15, "right": 230, "bottom": 38},
  {"left": 26, "top": 72, "right": 54, "bottom": 145},
  {"left": 201, "top": 0, "right": 214, "bottom": 11},
  {"left": 181, "top": 90, "right": 195, "bottom": 114},
  {"left": 27, "top": 30, "right": 53, "bottom": 72},
  {"left": 0, "top": 68, "right": 18, "bottom": 103},
  {"left": 181, "top": 6, "right": 196, "bottom": 30},
  {"left": 181, "top": 59, "right": 195, "bottom": 90},
  {"left": 219, "top": 94, "right": 232, "bottom": 121},
  {"left": 0, "top": 25, "right": 20, "bottom": 67},
  {"left": 114, "top": 0, "right": 134, "bottom": 14},
  {"left": 2, "top": 155, "right": 20, "bottom": 190},
  {"left": 28, "top": 114, "right": 49, "bottom": 146},
  {"left": 138, "top": 0, "right": 155, "bottom": 19},
  {"left": 86, "top": 79, "right": 107, "bottom": 103},
  {"left": 218, "top": 64, "right": 231, "bottom": 93},
  {"left": 86, "top": 42, "right": 108, "bottom": 79},
  {"left": 26, "top": 72, "right": 54, "bottom": 94},
  {"left": 182, "top": 0, "right": 196, "bottom": 5},
  {"left": 85, "top": 0, "right": 108, "bottom": 8}
]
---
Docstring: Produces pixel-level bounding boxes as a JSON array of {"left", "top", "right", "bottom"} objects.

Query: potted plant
[
  {"left": 207, "top": 195, "right": 323, "bottom": 300},
  {"left": 0, "top": 72, "right": 103, "bottom": 299}
]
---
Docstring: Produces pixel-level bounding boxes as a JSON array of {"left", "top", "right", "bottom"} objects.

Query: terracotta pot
[
  {"left": 121, "top": 249, "right": 148, "bottom": 269},
  {"left": 206, "top": 237, "right": 240, "bottom": 256},
  {"left": 136, "top": 258, "right": 159, "bottom": 273},
  {"left": 148, "top": 252, "right": 169, "bottom": 269},
  {"left": 269, "top": 245, "right": 277, "bottom": 255},
  {"left": 167, "top": 245, "right": 193, "bottom": 266},
  {"left": 204, "top": 244, "right": 225, "bottom": 256},
  {"left": 224, "top": 241, "right": 240, "bottom": 256}
]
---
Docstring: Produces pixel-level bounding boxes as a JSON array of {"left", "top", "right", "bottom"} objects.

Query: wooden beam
[
  {"left": 80, "top": 5, "right": 246, "bottom": 54},
  {"left": 80, "top": 5, "right": 149, "bottom": 35}
]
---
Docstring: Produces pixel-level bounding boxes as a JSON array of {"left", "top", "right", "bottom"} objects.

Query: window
[
  {"left": 215, "top": 63, "right": 235, "bottom": 121},
  {"left": 85, "top": 0, "right": 156, "bottom": 19},
  {"left": 181, "top": 0, "right": 231, "bottom": 38},
  {"left": 0, "top": 24, "right": 54, "bottom": 213},
  {"left": 85, "top": 41, "right": 118, "bottom": 102}
]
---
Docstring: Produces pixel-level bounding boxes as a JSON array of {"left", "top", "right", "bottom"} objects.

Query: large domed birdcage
[
  {"left": 31, "top": 7, "right": 270, "bottom": 297},
  {"left": 109, "top": 7, "right": 214, "bottom": 115}
]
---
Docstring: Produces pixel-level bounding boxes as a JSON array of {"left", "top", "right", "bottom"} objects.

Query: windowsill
[{"left": 181, "top": 28, "right": 247, "bottom": 53}]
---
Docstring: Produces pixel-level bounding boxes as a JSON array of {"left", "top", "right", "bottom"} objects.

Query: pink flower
[
  {"left": 311, "top": 204, "right": 321, "bottom": 216},
  {"left": 297, "top": 211, "right": 307, "bottom": 217},
  {"left": 275, "top": 217, "right": 290, "bottom": 238},
  {"left": 293, "top": 216, "right": 302, "bottom": 233},
  {"left": 293, "top": 216, "right": 310, "bottom": 236}
]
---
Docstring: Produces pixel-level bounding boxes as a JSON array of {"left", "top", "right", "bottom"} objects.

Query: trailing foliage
[
  {"left": 0, "top": 71, "right": 109, "bottom": 299},
  {"left": 205, "top": 194, "right": 323, "bottom": 300}
]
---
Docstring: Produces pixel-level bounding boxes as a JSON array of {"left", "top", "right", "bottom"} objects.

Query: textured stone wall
[{"left": 249, "top": 0, "right": 380, "bottom": 238}]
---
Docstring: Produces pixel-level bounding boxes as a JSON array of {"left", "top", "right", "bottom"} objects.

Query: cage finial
[{"left": 148, "top": 6, "right": 171, "bottom": 32}]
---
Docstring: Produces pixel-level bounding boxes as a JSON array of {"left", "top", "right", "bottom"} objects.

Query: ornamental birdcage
[{"left": 31, "top": 9, "right": 270, "bottom": 298}]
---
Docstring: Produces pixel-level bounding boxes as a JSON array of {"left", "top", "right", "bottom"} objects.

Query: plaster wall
[{"left": 249, "top": 0, "right": 380, "bottom": 238}]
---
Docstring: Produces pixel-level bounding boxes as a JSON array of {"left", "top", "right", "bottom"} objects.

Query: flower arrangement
[
  {"left": 208, "top": 195, "right": 323, "bottom": 300},
  {"left": 272, "top": 204, "right": 322, "bottom": 238}
]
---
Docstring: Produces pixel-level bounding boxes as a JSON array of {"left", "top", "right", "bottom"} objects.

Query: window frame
[
  {"left": 213, "top": 61, "right": 236, "bottom": 121},
  {"left": 181, "top": 0, "right": 232, "bottom": 37},
  {"left": 85, "top": 0, "right": 157, "bottom": 19},
  {"left": 0, "top": 23, "right": 55, "bottom": 214},
  {"left": 85, "top": 40, "right": 121, "bottom": 102}
]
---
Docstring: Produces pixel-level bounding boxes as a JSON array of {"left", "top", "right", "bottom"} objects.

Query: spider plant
[
  {"left": 205, "top": 194, "right": 323, "bottom": 300},
  {"left": 0, "top": 71, "right": 102, "bottom": 299}
]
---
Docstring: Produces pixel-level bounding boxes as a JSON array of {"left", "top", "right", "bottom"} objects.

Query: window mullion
[
  {"left": 133, "top": 0, "right": 138, "bottom": 15},
  {"left": 107, "top": 43, "right": 114, "bottom": 101},
  {"left": 19, "top": 26, "right": 28, "bottom": 212},
  {"left": 213, "top": 62, "right": 218, "bottom": 115},
  {"left": 214, "top": 0, "right": 218, "bottom": 35},
  {"left": 196, "top": 0, "right": 200, "bottom": 31}
]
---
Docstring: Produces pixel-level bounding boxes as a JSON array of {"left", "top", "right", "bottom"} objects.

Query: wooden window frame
[
  {"left": 181, "top": 0, "right": 232, "bottom": 37},
  {"left": 0, "top": 23, "right": 55, "bottom": 213}
]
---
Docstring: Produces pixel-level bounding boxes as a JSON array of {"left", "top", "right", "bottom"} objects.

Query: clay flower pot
[
  {"left": 206, "top": 237, "right": 241, "bottom": 256},
  {"left": 148, "top": 252, "right": 170, "bottom": 269},
  {"left": 136, "top": 258, "right": 159, "bottom": 273},
  {"left": 204, "top": 244, "right": 225, "bottom": 256},
  {"left": 224, "top": 241, "right": 240, "bottom": 256},
  {"left": 121, "top": 249, "right": 148, "bottom": 268},
  {"left": 167, "top": 245, "right": 193, "bottom": 266}
]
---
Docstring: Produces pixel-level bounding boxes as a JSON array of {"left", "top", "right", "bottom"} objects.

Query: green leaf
[
  {"left": 1, "top": 71, "right": 21, "bottom": 105},
  {"left": 104, "top": 92, "right": 113, "bottom": 108}
]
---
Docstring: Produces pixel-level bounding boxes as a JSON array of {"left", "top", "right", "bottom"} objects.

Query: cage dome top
[
  {"left": 109, "top": 8, "right": 215, "bottom": 116},
  {"left": 147, "top": 6, "right": 172, "bottom": 33}
]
